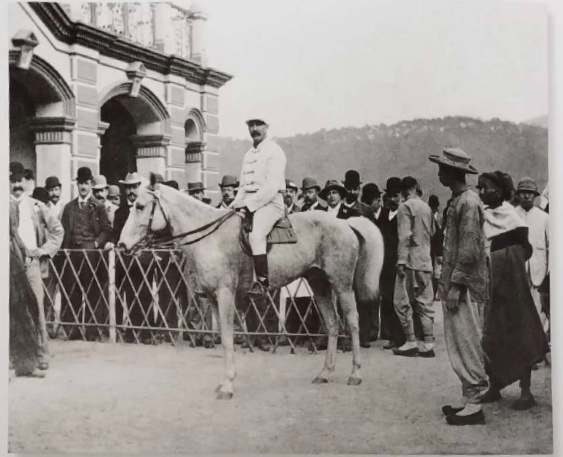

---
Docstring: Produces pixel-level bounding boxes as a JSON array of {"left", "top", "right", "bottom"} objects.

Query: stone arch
[
  {"left": 9, "top": 51, "right": 75, "bottom": 118},
  {"left": 184, "top": 108, "right": 206, "bottom": 141},
  {"left": 99, "top": 81, "right": 171, "bottom": 135}
]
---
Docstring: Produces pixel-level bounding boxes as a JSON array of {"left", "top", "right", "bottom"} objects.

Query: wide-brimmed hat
[
  {"left": 92, "top": 175, "right": 109, "bottom": 190},
  {"left": 10, "top": 161, "right": 25, "bottom": 181},
  {"left": 516, "top": 177, "right": 539, "bottom": 195},
  {"left": 108, "top": 185, "right": 120, "bottom": 198},
  {"left": 319, "top": 179, "right": 347, "bottom": 200},
  {"left": 429, "top": 147, "right": 478, "bottom": 174},
  {"left": 343, "top": 170, "right": 362, "bottom": 188},
  {"left": 285, "top": 179, "right": 298, "bottom": 191},
  {"left": 45, "top": 176, "right": 62, "bottom": 189},
  {"left": 384, "top": 177, "right": 402, "bottom": 194},
  {"left": 301, "top": 177, "right": 321, "bottom": 192},
  {"left": 119, "top": 172, "right": 142, "bottom": 186},
  {"left": 76, "top": 166, "right": 94, "bottom": 183},
  {"left": 187, "top": 181, "right": 205, "bottom": 193},
  {"left": 219, "top": 175, "right": 239, "bottom": 188}
]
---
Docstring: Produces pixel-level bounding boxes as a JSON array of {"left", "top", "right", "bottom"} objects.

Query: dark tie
[{"left": 80, "top": 201, "right": 84, "bottom": 210}]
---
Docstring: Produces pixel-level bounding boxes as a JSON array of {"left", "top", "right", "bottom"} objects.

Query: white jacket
[
  {"left": 516, "top": 205, "right": 549, "bottom": 286},
  {"left": 232, "top": 138, "right": 286, "bottom": 213}
]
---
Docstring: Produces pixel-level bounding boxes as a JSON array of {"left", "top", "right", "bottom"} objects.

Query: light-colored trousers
[
  {"left": 442, "top": 290, "right": 488, "bottom": 403},
  {"left": 248, "top": 193, "right": 285, "bottom": 255},
  {"left": 394, "top": 268, "right": 434, "bottom": 343},
  {"left": 25, "top": 258, "right": 49, "bottom": 360}
]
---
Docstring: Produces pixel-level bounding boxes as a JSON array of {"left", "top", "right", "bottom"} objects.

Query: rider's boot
[{"left": 248, "top": 254, "right": 270, "bottom": 301}]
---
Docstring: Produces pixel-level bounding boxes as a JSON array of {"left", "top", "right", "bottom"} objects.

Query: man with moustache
[
  {"left": 10, "top": 161, "right": 64, "bottom": 370},
  {"left": 217, "top": 175, "right": 239, "bottom": 209},
  {"left": 342, "top": 170, "right": 372, "bottom": 218},
  {"left": 378, "top": 177, "right": 406, "bottom": 350},
  {"left": 284, "top": 179, "right": 301, "bottom": 214},
  {"left": 60, "top": 167, "right": 111, "bottom": 341},
  {"left": 92, "top": 175, "right": 119, "bottom": 229},
  {"left": 45, "top": 176, "right": 64, "bottom": 220},
  {"left": 300, "top": 177, "right": 323, "bottom": 211}
]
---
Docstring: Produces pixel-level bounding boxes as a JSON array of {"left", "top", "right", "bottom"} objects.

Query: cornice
[{"left": 29, "top": 2, "right": 233, "bottom": 89}]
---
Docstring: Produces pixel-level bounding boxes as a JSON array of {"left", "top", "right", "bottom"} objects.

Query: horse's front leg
[{"left": 215, "top": 287, "right": 237, "bottom": 399}]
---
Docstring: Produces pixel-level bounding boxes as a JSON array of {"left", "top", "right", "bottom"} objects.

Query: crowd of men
[{"left": 9, "top": 137, "right": 550, "bottom": 426}]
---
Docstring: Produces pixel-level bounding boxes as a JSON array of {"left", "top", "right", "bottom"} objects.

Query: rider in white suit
[{"left": 231, "top": 116, "right": 287, "bottom": 298}]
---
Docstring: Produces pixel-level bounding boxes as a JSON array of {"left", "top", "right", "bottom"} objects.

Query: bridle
[{"left": 127, "top": 191, "right": 237, "bottom": 252}]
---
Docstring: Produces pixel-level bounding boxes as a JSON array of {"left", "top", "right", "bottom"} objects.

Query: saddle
[{"left": 239, "top": 209, "right": 298, "bottom": 256}]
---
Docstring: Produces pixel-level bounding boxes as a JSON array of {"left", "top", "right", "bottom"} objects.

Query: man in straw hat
[
  {"left": 515, "top": 178, "right": 549, "bottom": 334},
  {"left": 92, "top": 175, "right": 118, "bottom": 229},
  {"left": 231, "top": 116, "right": 287, "bottom": 300},
  {"left": 429, "top": 147, "right": 488, "bottom": 425},
  {"left": 300, "top": 177, "right": 323, "bottom": 211},
  {"left": 217, "top": 175, "right": 239, "bottom": 209}
]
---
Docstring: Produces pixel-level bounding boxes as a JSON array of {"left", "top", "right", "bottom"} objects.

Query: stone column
[
  {"left": 190, "top": 6, "right": 207, "bottom": 66},
  {"left": 132, "top": 134, "right": 170, "bottom": 180},
  {"left": 153, "top": 2, "right": 174, "bottom": 54},
  {"left": 185, "top": 141, "right": 204, "bottom": 184},
  {"left": 29, "top": 116, "right": 76, "bottom": 204}
]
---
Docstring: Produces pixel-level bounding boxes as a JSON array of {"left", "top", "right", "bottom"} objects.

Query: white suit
[{"left": 232, "top": 138, "right": 286, "bottom": 254}]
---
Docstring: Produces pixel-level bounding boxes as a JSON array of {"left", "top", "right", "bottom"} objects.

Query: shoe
[
  {"left": 392, "top": 347, "right": 419, "bottom": 357},
  {"left": 418, "top": 349, "right": 435, "bottom": 358},
  {"left": 256, "top": 339, "right": 271, "bottom": 352},
  {"left": 446, "top": 410, "right": 485, "bottom": 426},
  {"left": 360, "top": 341, "right": 371, "bottom": 349},
  {"left": 479, "top": 389, "right": 502, "bottom": 404},
  {"left": 37, "top": 361, "right": 49, "bottom": 371},
  {"left": 511, "top": 395, "right": 536, "bottom": 410},
  {"left": 383, "top": 340, "right": 398, "bottom": 349},
  {"left": 442, "top": 405, "right": 464, "bottom": 416}
]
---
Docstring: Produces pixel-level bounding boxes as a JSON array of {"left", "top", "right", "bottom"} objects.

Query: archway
[
  {"left": 99, "top": 84, "right": 170, "bottom": 184},
  {"left": 9, "top": 77, "right": 36, "bottom": 172}
]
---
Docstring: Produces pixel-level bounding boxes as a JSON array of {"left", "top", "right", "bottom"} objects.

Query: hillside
[{"left": 215, "top": 116, "right": 548, "bottom": 203}]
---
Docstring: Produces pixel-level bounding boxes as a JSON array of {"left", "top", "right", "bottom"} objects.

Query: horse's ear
[{"left": 149, "top": 173, "right": 157, "bottom": 189}]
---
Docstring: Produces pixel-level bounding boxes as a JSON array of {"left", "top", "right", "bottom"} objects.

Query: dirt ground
[{"left": 9, "top": 306, "right": 552, "bottom": 454}]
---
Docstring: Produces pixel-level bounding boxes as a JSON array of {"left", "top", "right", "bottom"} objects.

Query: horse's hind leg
[
  {"left": 214, "top": 287, "right": 237, "bottom": 399},
  {"left": 308, "top": 275, "right": 339, "bottom": 384},
  {"left": 337, "top": 290, "right": 362, "bottom": 385}
]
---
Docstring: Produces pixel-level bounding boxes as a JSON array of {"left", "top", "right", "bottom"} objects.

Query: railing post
[{"left": 108, "top": 248, "right": 116, "bottom": 343}]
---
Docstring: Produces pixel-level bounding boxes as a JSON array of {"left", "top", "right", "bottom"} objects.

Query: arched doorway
[
  {"left": 100, "top": 97, "right": 137, "bottom": 184},
  {"left": 99, "top": 85, "right": 170, "bottom": 184},
  {"left": 9, "top": 77, "right": 36, "bottom": 172}
]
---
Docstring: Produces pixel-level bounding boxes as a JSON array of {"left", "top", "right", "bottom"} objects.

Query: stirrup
[{"left": 247, "top": 281, "right": 269, "bottom": 300}]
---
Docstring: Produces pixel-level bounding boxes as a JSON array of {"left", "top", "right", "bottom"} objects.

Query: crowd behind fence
[{"left": 43, "top": 249, "right": 347, "bottom": 353}]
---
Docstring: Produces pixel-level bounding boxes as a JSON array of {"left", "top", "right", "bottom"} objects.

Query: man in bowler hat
[
  {"left": 217, "top": 175, "right": 239, "bottom": 209},
  {"left": 342, "top": 170, "right": 372, "bottom": 218},
  {"left": 300, "top": 177, "right": 324, "bottom": 211}
]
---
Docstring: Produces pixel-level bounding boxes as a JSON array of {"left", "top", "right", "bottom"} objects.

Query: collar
[
  {"left": 327, "top": 202, "right": 342, "bottom": 213},
  {"left": 78, "top": 194, "right": 92, "bottom": 205},
  {"left": 343, "top": 200, "right": 356, "bottom": 209},
  {"left": 451, "top": 185, "right": 469, "bottom": 197},
  {"left": 388, "top": 208, "right": 398, "bottom": 220}
]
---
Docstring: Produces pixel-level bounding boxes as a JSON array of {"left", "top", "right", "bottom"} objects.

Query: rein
[{"left": 132, "top": 193, "right": 237, "bottom": 251}]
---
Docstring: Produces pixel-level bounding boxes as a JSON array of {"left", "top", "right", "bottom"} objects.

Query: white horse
[{"left": 118, "top": 177, "right": 384, "bottom": 399}]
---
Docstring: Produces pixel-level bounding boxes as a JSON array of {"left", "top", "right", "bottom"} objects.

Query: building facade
[{"left": 9, "top": 2, "right": 231, "bottom": 202}]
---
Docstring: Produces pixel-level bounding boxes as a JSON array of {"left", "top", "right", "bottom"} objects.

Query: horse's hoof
[
  {"left": 347, "top": 376, "right": 362, "bottom": 386},
  {"left": 216, "top": 391, "right": 233, "bottom": 400},
  {"left": 312, "top": 376, "right": 329, "bottom": 384}
]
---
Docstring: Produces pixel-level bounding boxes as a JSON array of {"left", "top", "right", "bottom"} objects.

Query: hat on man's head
[
  {"left": 76, "top": 166, "right": 94, "bottom": 183},
  {"left": 10, "top": 162, "right": 25, "bottom": 181},
  {"left": 245, "top": 117, "right": 267, "bottom": 126},
  {"left": 45, "top": 176, "right": 62, "bottom": 189},
  {"left": 361, "top": 183, "right": 381, "bottom": 204},
  {"left": 219, "top": 175, "right": 239, "bottom": 188},
  {"left": 384, "top": 177, "right": 402, "bottom": 194},
  {"left": 119, "top": 172, "right": 142, "bottom": 186},
  {"left": 285, "top": 179, "right": 298, "bottom": 192},
  {"left": 24, "top": 169, "right": 35, "bottom": 180},
  {"left": 32, "top": 187, "right": 50, "bottom": 204},
  {"left": 108, "top": 185, "right": 120, "bottom": 198},
  {"left": 319, "top": 179, "right": 348, "bottom": 200},
  {"left": 153, "top": 173, "right": 165, "bottom": 184},
  {"left": 92, "top": 175, "right": 109, "bottom": 190},
  {"left": 301, "top": 177, "right": 321, "bottom": 192},
  {"left": 401, "top": 176, "right": 418, "bottom": 191},
  {"left": 343, "top": 170, "right": 362, "bottom": 188},
  {"left": 163, "top": 180, "right": 180, "bottom": 190},
  {"left": 428, "top": 147, "right": 478, "bottom": 174},
  {"left": 187, "top": 181, "right": 205, "bottom": 193},
  {"left": 516, "top": 177, "right": 539, "bottom": 196},
  {"left": 428, "top": 194, "right": 440, "bottom": 209}
]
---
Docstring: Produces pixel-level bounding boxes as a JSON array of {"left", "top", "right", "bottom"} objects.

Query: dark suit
[
  {"left": 378, "top": 208, "right": 405, "bottom": 345},
  {"left": 60, "top": 197, "right": 111, "bottom": 340},
  {"left": 301, "top": 200, "right": 324, "bottom": 212}
]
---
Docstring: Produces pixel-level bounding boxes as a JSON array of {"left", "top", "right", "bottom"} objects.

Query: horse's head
[{"left": 118, "top": 174, "right": 171, "bottom": 254}]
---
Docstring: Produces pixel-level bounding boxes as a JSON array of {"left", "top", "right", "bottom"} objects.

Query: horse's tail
[{"left": 346, "top": 217, "right": 384, "bottom": 303}]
